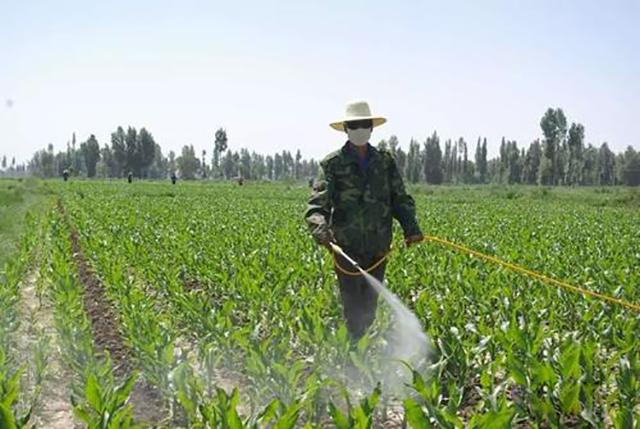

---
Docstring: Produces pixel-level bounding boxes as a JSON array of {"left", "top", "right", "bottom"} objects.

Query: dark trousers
[{"left": 335, "top": 253, "right": 387, "bottom": 340}]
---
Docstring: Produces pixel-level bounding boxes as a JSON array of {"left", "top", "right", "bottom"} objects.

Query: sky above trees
[{"left": 1, "top": 0, "right": 638, "bottom": 163}]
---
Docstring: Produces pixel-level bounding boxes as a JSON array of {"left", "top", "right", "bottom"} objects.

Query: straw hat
[{"left": 329, "top": 100, "right": 387, "bottom": 131}]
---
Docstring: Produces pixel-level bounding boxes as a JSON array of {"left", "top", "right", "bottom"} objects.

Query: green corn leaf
[
  {"left": 85, "top": 373, "right": 103, "bottom": 412},
  {"left": 560, "top": 343, "right": 581, "bottom": 380},
  {"left": 257, "top": 399, "right": 281, "bottom": 424},
  {"left": 273, "top": 402, "right": 302, "bottom": 429},
  {"left": 403, "top": 398, "right": 430, "bottom": 429},
  {"left": 328, "top": 402, "right": 351, "bottom": 429},
  {"left": 0, "top": 403, "right": 17, "bottom": 429},
  {"left": 469, "top": 405, "right": 515, "bottom": 429},
  {"left": 532, "top": 362, "right": 556, "bottom": 386},
  {"left": 613, "top": 407, "right": 633, "bottom": 429},
  {"left": 225, "top": 407, "right": 244, "bottom": 429},
  {"left": 114, "top": 371, "right": 138, "bottom": 407},
  {"left": 1, "top": 368, "right": 23, "bottom": 409},
  {"left": 559, "top": 382, "right": 580, "bottom": 414}
]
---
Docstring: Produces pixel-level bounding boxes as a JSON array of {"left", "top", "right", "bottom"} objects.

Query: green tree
[
  {"left": 201, "top": 150, "right": 207, "bottom": 178},
  {"left": 474, "top": 137, "right": 488, "bottom": 183},
  {"left": 177, "top": 145, "right": 200, "bottom": 179},
  {"left": 274, "top": 153, "right": 283, "bottom": 180},
  {"left": 388, "top": 135, "right": 398, "bottom": 156},
  {"left": 582, "top": 144, "right": 598, "bottom": 185},
  {"left": 597, "top": 143, "right": 616, "bottom": 185},
  {"left": 395, "top": 146, "right": 407, "bottom": 180},
  {"left": 125, "top": 127, "right": 138, "bottom": 176},
  {"left": 474, "top": 137, "right": 486, "bottom": 183},
  {"left": 222, "top": 150, "right": 236, "bottom": 179},
  {"left": 459, "top": 138, "right": 473, "bottom": 183},
  {"left": 99, "top": 145, "right": 115, "bottom": 178},
  {"left": 507, "top": 141, "right": 522, "bottom": 184},
  {"left": 252, "top": 152, "right": 266, "bottom": 180},
  {"left": 406, "top": 139, "right": 421, "bottom": 183},
  {"left": 266, "top": 155, "right": 274, "bottom": 180},
  {"left": 566, "top": 123, "right": 585, "bottom": 185},
  {"left": 539, "top": 108, "right": 567, "bottom": 185},
  {"left": 111, "top": 126, "right": 126, "bottom": 177},
  {"left": 621, "top": 146, "right": 640, "bottom": 186},
  {"left": 137, "top": 128, "right": 156, "bottom": 177},
  {"left": 282, "top": 150, "right": 293, "bottom": 179},
  {"left": 81, "top": 134, "right": 101, "bottom": 178},
  {"left": 423, "top": 132, "right": 443, "bottom": 184},
  {"left": 498, "top": 138, "right": 506, "bottom": 182},
  {"left": 240, "top": 148, "right": 251, "bottom": 179},
  {"left": 523, "top": 140, "right": 542, "bottom": 184},
  {"left": 213, "top": 128, "right": 228, "bottom": 176},
  {"left": 294, "top": 149, "right": 302, "bottom": 179},
  {"left": 443, "top": 139, "right": 452, "bottom": 182},
  {"left": 29, "top": 143, "right": 56, "bottom": 177},
  {"left": 71, "top": 132, "right": 84, "bottom": 176},
  {"left": 168, "top": 151, "right": 176, "bottom": 175},
  {"left": 149, "top": 144, "right": 167, "bottom": 179}
]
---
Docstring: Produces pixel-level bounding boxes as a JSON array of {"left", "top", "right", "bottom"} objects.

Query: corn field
[{"left": 1, "top": 181, "right": 639, "bottom": 428}]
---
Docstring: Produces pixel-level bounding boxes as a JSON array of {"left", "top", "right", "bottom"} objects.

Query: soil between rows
[{"left": 59, "top": 200, "right": 165, "bottom": 425}]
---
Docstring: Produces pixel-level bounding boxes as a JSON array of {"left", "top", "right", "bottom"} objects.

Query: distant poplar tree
[
  {"left": 213, "top": 128, "right": 228, "bottom": 176},
  {"left": 539, "top": 108, "right": 567, "bottom": 185},
  {"left": 81, "top": 134, "right": 101, "bottom": 178},
  {"left": 177, "top": 145, "right": 200, "bottom": 179},
  {"left": 621, "top": 146, "right": 640, "bottom": 186},
  {"left": 423, "top": 132, "right": 443, "bottom": 184},
  {"left": 111, "top": 126, "right": 126, "bottom": 177},
  {"left": 406, "top": 139, "right": 421, "bottom": 183},
  {"left": 566, "top": 123, "right": 585, "bottom": 185}
]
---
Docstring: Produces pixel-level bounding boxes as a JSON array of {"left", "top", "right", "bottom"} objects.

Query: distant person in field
[
  {"left": 63, "top": 169, "right": 69, "bottom": 182},
  {"left": 305, "top": 100, "right": 423, "bottom": 340},
  {"left": 127, "top": 171, "right": 133, "bottom": 183},
  {"left": 171, "top": 172, "right": 177, "bottom": 184}
]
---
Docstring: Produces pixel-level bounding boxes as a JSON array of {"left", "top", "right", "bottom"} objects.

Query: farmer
[
  {"left": 127, "top": 171, "right": 133, "bottom": 183},
  {"left": 171, "top": 171, "right": 177, "bottom": 184},
  {"left": 305, "top": 100, "right": 423, "bottom": 340}
]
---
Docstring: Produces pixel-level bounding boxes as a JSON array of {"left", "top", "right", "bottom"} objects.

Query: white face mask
[{"left": 347, "top": 128, "right": 372, "bottom": 146}]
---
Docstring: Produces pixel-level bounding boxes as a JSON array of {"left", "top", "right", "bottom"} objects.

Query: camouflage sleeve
[
  {"left": 388, "top": 155, "right": 422, "bottom": 237},
  {"left": 304, "top": 165, "right": 333, "bottom": 244}
]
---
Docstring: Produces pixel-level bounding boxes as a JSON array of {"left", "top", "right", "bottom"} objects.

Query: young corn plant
[
  {"left": 328, "top": 384, "right": 381, "bottom": 429},
  {"left": 0, "top": 352, "right": 32, "bottom": 429},
  {"left": 71, "top": 369, "right": 139, "bottom": 429}
]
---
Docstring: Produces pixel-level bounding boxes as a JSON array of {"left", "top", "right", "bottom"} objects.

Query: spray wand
[{"left": 329, "top": 242, "right": 363, "bottom": 273}]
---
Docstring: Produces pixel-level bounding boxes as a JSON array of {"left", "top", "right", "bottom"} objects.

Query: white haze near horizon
[{"left": 1, "top": 0, "right": 639, "bottom": 165}]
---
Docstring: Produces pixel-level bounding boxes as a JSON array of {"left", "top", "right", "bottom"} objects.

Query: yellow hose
[{"left": 330, "top": 235, "right": 640, "bottom": 313}]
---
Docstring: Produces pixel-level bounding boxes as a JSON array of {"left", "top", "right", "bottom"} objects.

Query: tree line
[
  {"left": 380, "top": 108, "right": 639, "bottom": 186},
  {"left": 16, "top": 126, "right": 321, "bottom": 181},
  {"left": 3, "top": 107, "right": 639, "bottom": 185}
]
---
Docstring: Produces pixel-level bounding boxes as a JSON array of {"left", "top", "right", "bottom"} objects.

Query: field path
[{"left": 16, "top": 270, "right": 78, "bottom": 429}]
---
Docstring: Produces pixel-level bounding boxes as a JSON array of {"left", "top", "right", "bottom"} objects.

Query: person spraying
[{"left": 305, "top": 100, "right": 423, "bottom": 341}]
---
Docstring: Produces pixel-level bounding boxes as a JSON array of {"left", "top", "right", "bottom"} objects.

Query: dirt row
[
  {"left": 59, "top": 201, "right": 165, "bottom": 426},
  {"left": 16, "top": 270, "right": 76, "bottom": 428}
]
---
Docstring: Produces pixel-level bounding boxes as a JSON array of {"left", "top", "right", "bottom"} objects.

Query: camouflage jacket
[{"left": 305, "top": 142, "right": 422, "bottom": 257}]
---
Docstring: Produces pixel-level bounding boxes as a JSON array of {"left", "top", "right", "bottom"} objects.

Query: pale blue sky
[{"left": 1, "top": 0, "right": 638, "bottom": 163}]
